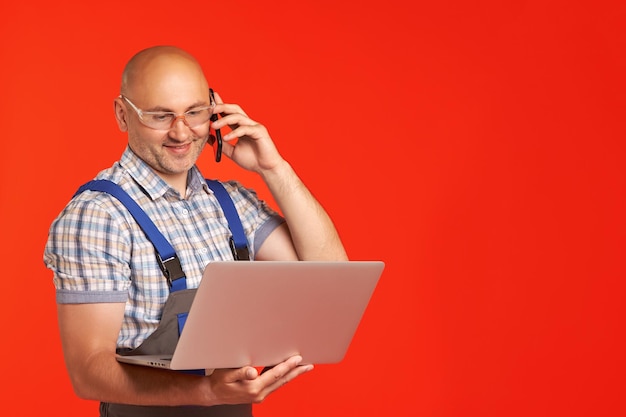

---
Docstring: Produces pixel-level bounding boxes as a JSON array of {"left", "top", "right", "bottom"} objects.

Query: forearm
[
  {"left": 68, "top": 350, "right": 212, "bottom": 406},
  {"left": 260, "top": 160, "right": 348, "bottom": 261}
]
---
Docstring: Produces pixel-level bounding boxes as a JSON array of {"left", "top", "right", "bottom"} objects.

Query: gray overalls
[{"left": 76, "top": 179, "right": 253, "bottom": 417}]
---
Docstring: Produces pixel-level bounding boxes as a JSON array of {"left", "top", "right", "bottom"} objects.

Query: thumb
[
  {"left": 224, "top": 366, "right": 258, "bottom": 383},
  {"left": 242, "top": 366, "right": 259, "bottom": 380}
]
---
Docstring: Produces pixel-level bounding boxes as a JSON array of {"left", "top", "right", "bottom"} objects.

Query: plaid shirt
[{"left": 44, "top": 146, "right": 283, "bottom": 349}]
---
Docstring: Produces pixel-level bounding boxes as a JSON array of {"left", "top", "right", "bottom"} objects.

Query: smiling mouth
[
  {"left": 165, "top": 142, "right": 191, "bottom": 149},
  {"left": 163, "top": 142, "right": 193, "bottom": 155}
]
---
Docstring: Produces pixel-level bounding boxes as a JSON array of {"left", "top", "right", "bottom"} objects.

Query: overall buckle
[
  {"left": 229, "top": 237, "right": 250, "bottom": 261},
  {"left": 156, "top": 253, "right": 185, "bottom": 287}
]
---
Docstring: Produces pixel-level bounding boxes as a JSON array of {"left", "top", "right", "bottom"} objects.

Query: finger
[
  {"left": 258, "top": 362, "right": 314, "bottom": 397},
  {"left": 211, "top": 92, "right": 249, "bottom": 119},
  {"left": 223, "top": 124, "right": 269, "bottom": 142},
  {"left": 212, "top": 90, "right": 224, "bottom": 104},
  {"left": 259, "top": 356, "right": 303, "bottom": 384},
  {"left": 260, "top": 366, "right": 274, "bottom": 374},
  {"left": 245, "top": 366, "right": 259, "bottom": 380},
  {"left": 216, "top": 104, "right": 249, "bottom": 120},
  {"left": 221, "top": 366, "right": 259, "bottom": 384},
  {"left": 211, "top": 112, "right": 257, "bottom": 131}
]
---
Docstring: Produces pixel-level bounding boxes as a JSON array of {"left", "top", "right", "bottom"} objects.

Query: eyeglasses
[{"left": 120, "top": 95, "right": 215, "bottom": 130}]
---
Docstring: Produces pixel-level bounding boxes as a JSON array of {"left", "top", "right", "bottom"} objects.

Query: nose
[{"left": 168, "top": 117, "right": 192, "bottom": 141}]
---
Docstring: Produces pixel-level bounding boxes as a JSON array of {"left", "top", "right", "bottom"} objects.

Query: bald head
[{"left": 120, "top": 46, "right": 210, "bottom": 104}]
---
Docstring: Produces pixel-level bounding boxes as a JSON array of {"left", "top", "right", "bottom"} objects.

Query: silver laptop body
[{"left": 116, "top": 260, "right": 384, "bottom": 371}]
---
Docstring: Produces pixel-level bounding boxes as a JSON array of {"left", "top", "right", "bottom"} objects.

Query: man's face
[{"left": 121, "top": 57, "right": 211, "bottom": 184}]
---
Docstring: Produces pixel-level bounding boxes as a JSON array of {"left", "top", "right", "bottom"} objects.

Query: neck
[{"left": 159, "top": 171, "right": 189, "bottom": 198}]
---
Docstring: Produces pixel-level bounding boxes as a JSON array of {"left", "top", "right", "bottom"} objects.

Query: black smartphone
[{"left": 209, "top": 88, "right": 222, "bottom": 163}]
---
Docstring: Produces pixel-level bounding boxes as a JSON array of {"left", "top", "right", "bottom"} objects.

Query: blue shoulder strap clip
[{"left": 73, "top": 179, "right": 250, "bottom": 292}]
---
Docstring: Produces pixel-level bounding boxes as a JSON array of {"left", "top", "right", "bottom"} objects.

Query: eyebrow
[{"left": 145, "top": 101, "right": 210, "bottom": 113}]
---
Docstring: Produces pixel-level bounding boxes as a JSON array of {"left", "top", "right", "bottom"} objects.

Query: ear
[{"left": 114, "top": 97, "right": 129, "bottom": 132}]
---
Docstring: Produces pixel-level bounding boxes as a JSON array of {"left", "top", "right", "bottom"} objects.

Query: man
[{"left": 44, "top": 45, "right": 347, "bottom": 416}]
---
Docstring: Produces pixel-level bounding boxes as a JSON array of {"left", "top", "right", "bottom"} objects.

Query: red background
[{"left": 1, "top": 0, "right": 625, "bottom": 416}]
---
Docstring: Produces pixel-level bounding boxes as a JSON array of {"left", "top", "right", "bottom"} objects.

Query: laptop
[{"left": 116, "top": 260, "right": 384, "bottom": 371}]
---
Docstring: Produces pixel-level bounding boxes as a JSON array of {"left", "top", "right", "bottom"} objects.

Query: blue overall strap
[
  {"left": 74, "top": 180, "right": 188, "bottom": 291},
  {"left": 205, "top": 179, "right": 251, "bottom": 261}
]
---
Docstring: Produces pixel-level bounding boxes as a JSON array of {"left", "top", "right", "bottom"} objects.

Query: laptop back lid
[{"left": 169, "top": 260, "right": 384, "bottom": 370}]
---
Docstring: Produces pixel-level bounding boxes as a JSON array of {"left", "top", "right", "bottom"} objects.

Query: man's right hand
[{"left": 203, "top": 355, "right": 314, "bottom": 405}]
